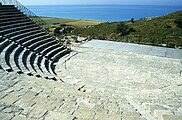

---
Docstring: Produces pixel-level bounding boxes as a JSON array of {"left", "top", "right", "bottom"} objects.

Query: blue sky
[{"left": 18, "top": 0, "right": 182, "bottom": 5}]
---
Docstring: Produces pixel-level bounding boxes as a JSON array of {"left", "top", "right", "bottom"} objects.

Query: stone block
[
  {"left": 74, "top": 110, "right": 95, "bottom": 120},
  {"left": 0, "top": 93, "right": 20, "bottom": 104},
  {"left": 107, "top": 111, "right": 121, "bottom": 120},
  {"left": 44, "top": 111, "right": 75, "bottom": 120},
  {"left": 153, "top": 110, "right": 173, "bottom": 120},
  {"left": 122, "top": 111, "right": 141, "bottom": 117},
  {"left": 74, "top": 103, "right": 95, "bottom": 119},
  {"left": 161, "top": 115, "right": 182, "bottom": 120},
  {"left": 142, "top": 103, "right": 166, "bottom": 115},
  {"left": 0, "top": 92, "right": 7, "bottom": 99},
  {"left": 0, "top": 112, "right": 14, "bottom": 120},
  {"left": 28, "top": 108, "right": 48, "bottom": 119},
  {"left": 2, "top": 107, "right": 13, "bottom": 113},
  {"left": 121, "top": 116, "right": 147, "bottom": 120},
  {"left": 12, "top": 115, "right": 32, "bottom": 120}
]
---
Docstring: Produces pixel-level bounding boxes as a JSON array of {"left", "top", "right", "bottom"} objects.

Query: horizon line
[{"left": 24, "top": 4, "right": 182, "bottom": 6}]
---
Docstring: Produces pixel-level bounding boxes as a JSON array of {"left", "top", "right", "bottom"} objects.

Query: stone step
[
  {"left": 45, "top": 46, "right": 65, "bottom": 60},
  {"left": 0, "top": 24, "right": 36, "bottom": 35},
  {"left": 0, "top": 41, "right": 15, "bottom": 72},
  {"left": 0, "top": 16, "right": 27, "bottom": 23},
  {"left": 34, "top": 41, "right": 57, "bottom": 54},
  {"left": 0, "top": 5, "right": 18, "bottom": 10},
  {"left": 0, "top": 19, "right": 29, "bottom": 26},
  {"left": 44, "top": 59, "right": 50, "bottom": 74},
  {"left": 33, "top": 54, "right": 48, "bottom": 79},
  {"left": 0, "top": 14, "right": 24, "bottom": 19},
  {"left": 51, "top": 48, "right": 68, "bottom": 62},
  {"left": 14, "top": 46, "right": 28, "bottom": 72},
  {"left": 19, "top": 48, "right": 32, "bottom": 75},
  {"left": 0, "top": 39, "right": 11, "bottom": 55},
  {"left": 39, "top": 43, "right": 60, "bottom": 56},
  {"left": 5, "top": 26, "right": 39, "bottom": 38},
  {"left": 0, "top": 11, "right": 22, "bottom": 16},
  {"left": 29, "top": 52, "right": 39, "bottom": 75},
  {"left": 39, "top": 57, "right": 56, "bottom": 80},
  {"left": 11, "top": 29, "right": 43, "bottom": 41},
  {"left": 1, "top": 21, "right": 32, "bottom": 29},
  {"left": 27, "top": 37, "right": 53, "bottom": 51},
  {"left": 5, "top": 42, "right": 22, "bottom": 73},
  {"left": 35, "top": 55, "right": 57, "bottom": 80},
  {"left": 22, "top": 50, "right": 37, "bottom": 75},
  {"left": 16, "top": 32, "right": 46, "bottom": 44},
  {"left": 0, "top": 8, "right": 18, "bottom": 12},
  {"left": 50, "top": 49, "right": 69, "bottom": 75}
]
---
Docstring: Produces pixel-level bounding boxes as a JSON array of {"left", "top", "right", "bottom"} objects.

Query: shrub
[
  {"left": 174, "top": 17, "right": 182, "bottom": 28},
  {"left": 131, "top": 18, "right": 135, "bottom": 24},
  {"left": 115, "top": 22, "right": 129, "bottom": 36}
]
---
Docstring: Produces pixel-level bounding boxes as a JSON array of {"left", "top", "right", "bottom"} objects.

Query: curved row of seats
[{"left": 0, "top": 5, "right": 70, "bottom": 81}]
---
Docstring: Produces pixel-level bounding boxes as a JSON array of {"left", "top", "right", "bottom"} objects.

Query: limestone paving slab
[
  {"left": 81, "top": 39, "right": 182, "bottom": 59},
  {"left": 0, "top": 40, "right": 182, "bottom": 119}
]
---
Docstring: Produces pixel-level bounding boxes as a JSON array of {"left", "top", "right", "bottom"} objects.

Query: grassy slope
[
  {"left": 40, "top": 11, "right": 182, "bottom": 48},
  {"left": 40, "top": 17, "right": 102, "bottom": 27},
  {"left": 75, "top": 11, "right": 182, "bottom": 48}
]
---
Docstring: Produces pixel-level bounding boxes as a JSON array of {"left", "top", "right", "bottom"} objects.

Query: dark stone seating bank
[{"left": 0, "top": 4, "right": 70, "bottom": 81}]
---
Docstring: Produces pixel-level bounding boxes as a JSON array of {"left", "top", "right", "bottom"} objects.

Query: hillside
[
  {"left": 74, "top": 10, "right": 182, "bottom": 48},
  {"left": 41, "top": 17, "right": 103, "bottom": 27}
]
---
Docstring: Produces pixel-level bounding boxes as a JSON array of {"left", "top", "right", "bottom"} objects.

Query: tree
[
  {"left": 115, "top": 22, "right": 129, "bottom": 36},
  {"left": 174, "top": 17, "right": 182, "bottom": 28},
  {"left": 131, "top": 18, "right": 135, "bottom": 24}
]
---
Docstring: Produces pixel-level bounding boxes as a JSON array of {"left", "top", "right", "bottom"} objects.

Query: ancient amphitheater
[{"left": 0, "top": 1, "right": 182, "bottom": 120}]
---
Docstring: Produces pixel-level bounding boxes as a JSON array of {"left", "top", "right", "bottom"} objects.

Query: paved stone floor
[
  {"left": 1, "top": 40, "right": 182, "bottom": 120},
  {"left": 82, "top": 40, "right": 182, "bottom": 59}
]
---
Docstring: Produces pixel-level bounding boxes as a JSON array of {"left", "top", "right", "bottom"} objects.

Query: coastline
[
  {"left": 28, "top": 5, "right": 182, "bottom": 22},
  {"left": 40, "top": 16, "right": 103, "bottom": 27}
]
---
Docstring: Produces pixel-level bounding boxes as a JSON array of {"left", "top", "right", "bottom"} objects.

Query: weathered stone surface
[
  {"left": 161, "top": 115, "right": 182, "bottom": 120},
  {"left": 122, "top": 111, "right": 141, "bottom": 117},
  {"left": 0, "top": 93, "right": 20, "bottom": 104},
  {"left": 2, "top": 107, "right": 12, "bottom": 113},
  {"left": 12, "top": 115, "right": 33, "bottom": 120},
  {"left": 121, "top": 116, "right": 147, "bottom": 120},
  {"left": 74, "top": 103, "right": 96, "bottom": 119},
  {"left": 28, "top": 108, "right": 48, "bottom": 119},
  {"left": 44, "top": 111, "right": 75, "bottom": 120},
  {"left": 0, "top": 112, "right": 14, "bottom": 120},
  {"left": 0, "top": 41, "right": 182, "bottom": 119},
  {"left": 0, "top": 92, "right": 7, "bottom": 99},
  {"left": 154, "top": 110, "right": 173, "bottom": 120}
]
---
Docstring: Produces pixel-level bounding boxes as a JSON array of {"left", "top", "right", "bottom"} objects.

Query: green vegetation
[
  {"left": 41, "top": 17, "right": 102, "bottom": 27},
  {"left": 74, "top": 10, "right": 182, "bottom": 48},
  {"left": 42, "top": 10, "right": 182, "bottom": 48}
]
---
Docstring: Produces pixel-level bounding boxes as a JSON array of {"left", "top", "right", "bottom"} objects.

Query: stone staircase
[
  {"left": 0, "top": 68, "right": 147, "bottom": 120},
  {"left": 0, "top": 5, "right": 70, "bottom": 81}
]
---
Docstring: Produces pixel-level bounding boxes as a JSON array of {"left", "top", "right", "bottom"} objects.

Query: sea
[{"left": 26, "top": 5, "right": 182, "bottom": 22}]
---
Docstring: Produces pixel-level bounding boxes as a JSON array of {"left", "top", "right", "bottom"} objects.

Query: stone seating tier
[{"left": 0, "top": 5, "right": 69, "bottom": 80}]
